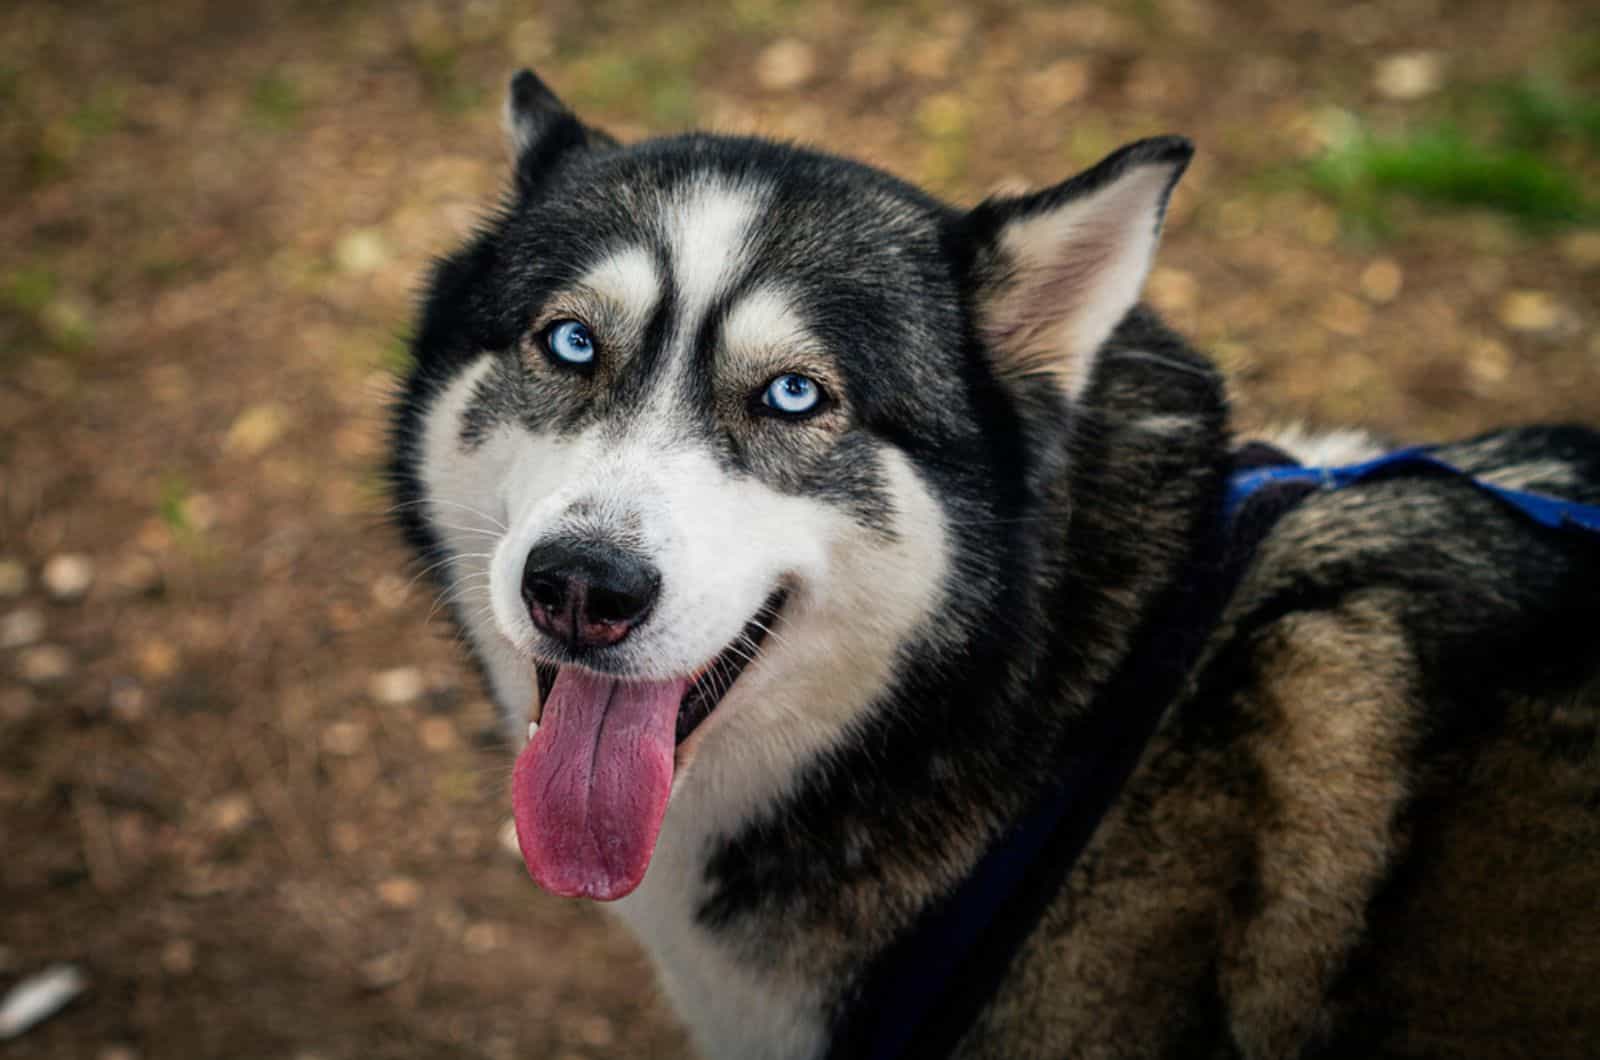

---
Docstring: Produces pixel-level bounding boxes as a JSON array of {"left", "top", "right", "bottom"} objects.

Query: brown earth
[{"left": 1, "top": 1, "right": 1596, "bottom": 1057}]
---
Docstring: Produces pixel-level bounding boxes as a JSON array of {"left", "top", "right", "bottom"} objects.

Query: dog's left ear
[
  {"left": 503, "top": 69, "right": 617, "bottom": 193},
  {"left": 965, "top": 136, "right": 1192, "bottom": 398}
]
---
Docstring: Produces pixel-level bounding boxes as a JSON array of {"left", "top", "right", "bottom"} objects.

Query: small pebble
[
  {"left": 371, "top": 574, "right": 410, "bottom": 610},
  {"left": 1560, "top": 230, "right": 1600, "bottom": 269},
  {"left": 180, "top": 494, "right": 218, "bottom": 533},
  {"left": 224, "top": 403, "right": 289, "bottom": 456},
  {"left": 369, "top": 667, "right": 423, "bottom": 705},
  {"left": 755, "top": 39, "right": 816, "bottom": 92},
  {"left": 1, "top": 609, "right": 45, "bottom": 650},
  {"left": 330, "top": 820, "right": 363, "bottom": 854},
  {"left": 463, "top": 922, "right": 501, "bottom": 953},
  {"left": 1359, "top": 259, "right": 1404, "bottom": 303},
  {"left": 1467, "top": 338, "right": 1513, "bottom": 386},
  {"left": 579, "top": 1014, "right": 616, "bottom": 1048},
  {"left": 418, "top": 716, "right": 457, "bottom": 752},
  {"left": 135, "top": 519, "right": 172, "bottom": 553},
  {"left": 1497, "top": 290, "right": 1560, "bottom": 333},
  {"left": 335, "top": 228, "right": 389, "bottom": 274},
  {"left": 135, "top": 640, "right": 180, "bottom": 681},
  {"left": 41, "top": 554, "right": 94, "bottom": 602},
  {"left": 0, "top": 560, "right": 27, "bottom": 599},
  {"left": 1023, "top": 59, "right": 1091, "bottom": 109},
  {"left": 360, "top": 950, "right": 409, "bottom": 990},
  {"left": 1373, "top": 51, "right": 1442, "bottom": 101},
  {"left": 1316, "top": 292, "right": 1372, "bottom": 338},
  {"left": 207, "top": 793, "right": 254, "bottom": 835},
  {"left": 108, "top": 678, "right": 148, "bottom": 722},
  {"left": 110, "top": 554, "right": 163, "bottom": 597},
  {"left": 321, "top": 720, "right": 368, "bottom": 756},
  {"left": 161, "top": 939, "right": 195, "bottom": 977},
  {"left": 0, "top": 963, "right": 87, "bottom": 1040},
  {"left": 431, "top": 903, "right": 466, "bottom": 936},
  {"left": 378, "top": 876, "right": 422, "bottom": 909},
  {"left": 17, "top": 645, "right": 71, "bottom": 686}
]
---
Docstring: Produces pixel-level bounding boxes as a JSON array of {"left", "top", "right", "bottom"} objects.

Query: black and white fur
[{"left": 391, "top": 71, "right": 1600, "bottom": 1059}]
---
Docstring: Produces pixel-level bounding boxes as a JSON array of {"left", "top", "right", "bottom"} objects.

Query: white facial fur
[
  {"left": 412, "top": 183, "right": 957, "bottom": 1057},
  {"left": 417, "top": 354, "right": 534, "bottom": 718},
  {"left": 721, "top": 283, "right": 814, "bottom": 355},
  {"left": 412, "top": 175, "right": 957, "bottom": 1059},
  {"left": 423, "top": 318, "right": 951, "bottom": 792},
  {"left": 578, "top": 245, "right": 661, "bottom": 333},
  {"left": 485, "top": 417, "right": 834, "bottom": 685},
  {"left": 663, "top": 177, "right": 764, "bottom": 326},
  {"left": 422, "top": 374, "right": 950, "bottom": 1058}
]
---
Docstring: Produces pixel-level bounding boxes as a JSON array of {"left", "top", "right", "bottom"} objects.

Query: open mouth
[
  {"left": 532, "top": 586, "right": 788, "bottom": 746},
  {"left": 675, "top": 587, "right": 787, "bottom": 743},
  {"left": 514, "top": 587, "right": 789, "bottom": 901}
]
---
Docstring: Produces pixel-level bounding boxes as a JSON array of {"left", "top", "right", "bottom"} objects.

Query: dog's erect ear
[
  {"left": 966, "top": 136, "right": 1192, "bottom": 398},
  {"left": 503, "top": 69, "right": 616, "bottom": 192}
]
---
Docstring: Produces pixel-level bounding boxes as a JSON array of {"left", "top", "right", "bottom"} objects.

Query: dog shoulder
[
  {"left": 965, "top": 452, "right": 1600, "bottom": 1058},
  {"left": 1202, "top": 439, "right": 1600, "bottom": 1056}
]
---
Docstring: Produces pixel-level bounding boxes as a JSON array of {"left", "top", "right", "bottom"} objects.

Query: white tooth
[{"left": 527, "top": 720, "right": 538, "bottom": 742}]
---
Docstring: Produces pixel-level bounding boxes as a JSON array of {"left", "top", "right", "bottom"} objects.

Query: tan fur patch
[{"left": 1219, "top": 594, "right": 1420, "bottom": 1058}]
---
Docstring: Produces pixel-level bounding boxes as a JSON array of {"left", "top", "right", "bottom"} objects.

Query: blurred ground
[{"left": 1, "top": 1, "right": 1596, "bottom": 1057}]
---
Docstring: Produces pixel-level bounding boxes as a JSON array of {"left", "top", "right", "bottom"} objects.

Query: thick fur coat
[{"left": 390, "top": 71, "right": 1600, "bottom": 1058}]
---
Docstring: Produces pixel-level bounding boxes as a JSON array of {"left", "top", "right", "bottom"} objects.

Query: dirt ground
[{"left": 1, "top": 1, "right": 1596, "bottom": 1057}]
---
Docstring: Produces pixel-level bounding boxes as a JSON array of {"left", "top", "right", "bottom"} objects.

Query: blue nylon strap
[{"left": 1224, "top": 446, "right": 1600, "bottom": 536}]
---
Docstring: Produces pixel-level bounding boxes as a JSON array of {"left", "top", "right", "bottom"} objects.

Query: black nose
[{"left": 521, "top": 540, "right": 661, "bottom": 651}]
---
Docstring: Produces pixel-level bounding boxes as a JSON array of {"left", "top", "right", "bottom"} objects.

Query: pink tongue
[{"left": 512, "top": 668, "right": 689, "bottom": 901}]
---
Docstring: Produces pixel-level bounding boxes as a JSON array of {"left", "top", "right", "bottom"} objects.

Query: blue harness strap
[
  {"left": 1224, "top": 446, "right": 1600, "bottom": 536},
  {"left": 828, "top": 443, "right": 1600, "bottom": 1060}
]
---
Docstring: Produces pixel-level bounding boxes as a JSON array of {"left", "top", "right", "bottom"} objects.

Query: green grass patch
[
  {"left": 1483, "top": 78, "right": 1600, "bottom": 153},
  {"left": 158, "top": 473, "right": 194, "bottom": 535},
  {"left": 375, "top": 330, "right": 416, "bottom": 376},
  {"left": 728, "top": 0, "right": 810, "bottom": 33},
  {"left": 1569, "top": 31, "right": 1600, "bottom": 79},
  {"left": 1312, "top": 125, "right": 1591, "bottom": 230},
  {"left": 569, "top": 52, "right": 700, "bottom": 129},
  {"left": 3, "top": 266, "right": 57, "bottom": 316},
  {"left": 412, "top": 43, "right": 483, "bottom": 114},
  {"left": 2, "top": 267, "right": 94, "bottom": 353},
  {"left": 250, "top": 74, "right": 304, "bottom": 130},
  {"left": 71, "top": 88, "right": 126, "bottom": 138},
  {"left": 1308, "top": 71, "right": 1598, "bottom": 234}
]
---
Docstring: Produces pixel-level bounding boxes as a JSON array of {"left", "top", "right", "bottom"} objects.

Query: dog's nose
[{"left": 521, "top": 540, "right": 661, "bottom": 650}]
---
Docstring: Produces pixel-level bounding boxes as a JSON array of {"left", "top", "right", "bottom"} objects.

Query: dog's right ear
[
  {"left": 503, "top": 69, "right": 616, "bottom": 193},
  {"left": 964, "top": 136, "right": 1192, "bottom": 401}
]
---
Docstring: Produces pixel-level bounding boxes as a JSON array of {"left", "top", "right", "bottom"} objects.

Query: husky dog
[{"left": 389, "top": 70, "right": 1600, "bottom": 1059}]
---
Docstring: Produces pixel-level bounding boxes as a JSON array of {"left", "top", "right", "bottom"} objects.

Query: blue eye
[
  {"left": 544, "top": 319, "right": 595, "bottom": 365},
  {"left": 761, "top": 373, "right": 823, "bottom": 416}
]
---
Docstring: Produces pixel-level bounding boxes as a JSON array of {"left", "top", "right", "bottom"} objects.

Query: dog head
[{"left": 390, "top": 70, "right": 1189, "bottom": 900}]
